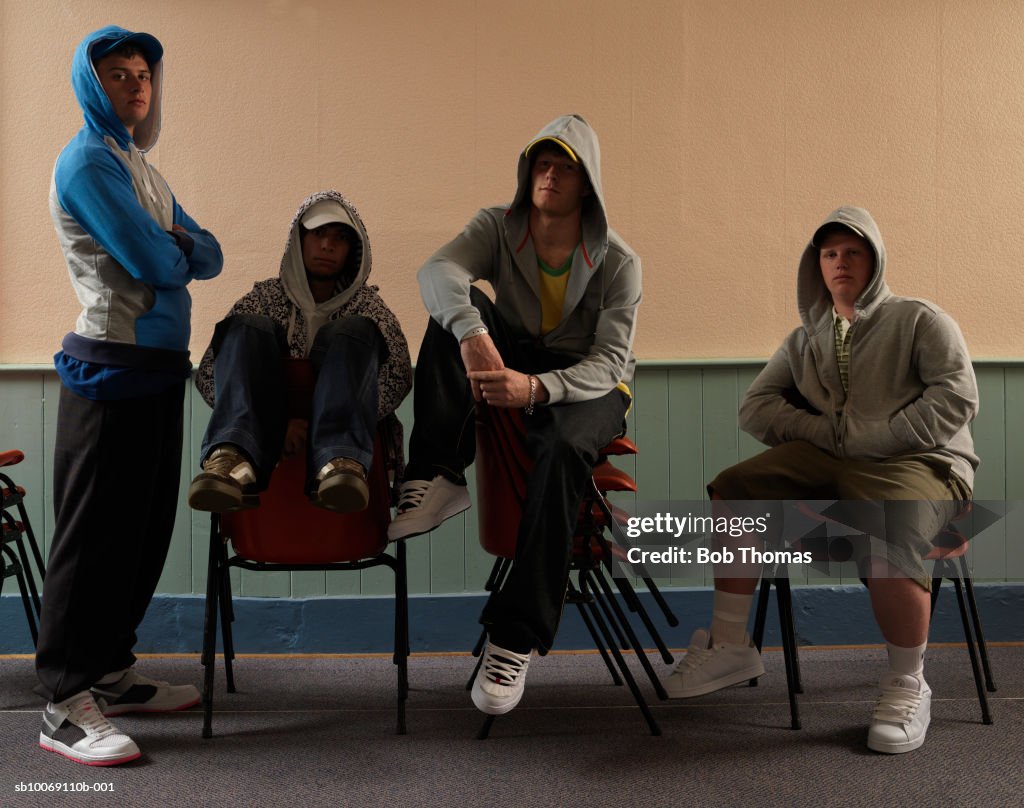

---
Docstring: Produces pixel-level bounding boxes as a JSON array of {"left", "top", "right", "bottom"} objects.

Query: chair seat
[
  {"left": 0, "top": 450, "right": 24, "bottom": 468},
  {"left": 600, "top": 436, "right": 638, "bottom": 457},
  {"left": 593, "top": 461, "right": 637, "bottom": 493},
  {"left": 222, "top": 438, "right": 391, "bottom": 565},
  {"left": 925, "top": 527, "right": 968, "bottom": 560}
]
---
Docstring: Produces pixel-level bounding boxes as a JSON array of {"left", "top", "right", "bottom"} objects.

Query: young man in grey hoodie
[
  {"left": 663, "top": 206, "right": 978, "bottom": 755},
  {"left": 388, "top": 115, "right": 641, "bottom": 716}
]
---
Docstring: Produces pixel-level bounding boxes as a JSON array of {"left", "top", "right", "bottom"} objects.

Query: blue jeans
[{"left": 200, "top": 313, "right": 385, "bottom": 491}]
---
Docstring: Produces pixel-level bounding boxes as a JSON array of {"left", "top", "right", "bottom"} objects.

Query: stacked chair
[
  {"left": 0, "top": 450, "right": 46, "bottom": 645},
  {"left": 468, "top": 404, "right": 677, "bottom": 738}
]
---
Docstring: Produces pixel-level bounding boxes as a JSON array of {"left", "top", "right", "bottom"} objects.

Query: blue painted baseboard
[{"left": 2, "top": 584, "right": 1020, "bottom": 654}]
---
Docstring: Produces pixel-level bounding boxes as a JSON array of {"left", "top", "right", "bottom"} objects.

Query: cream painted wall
[{"left": 2, "top": 0, "right": 1023, "bottom": 363}]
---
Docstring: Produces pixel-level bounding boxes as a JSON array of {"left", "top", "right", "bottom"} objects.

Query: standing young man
[
  {"left": 39, "top": 26, "right": 223, "bottom": 765},
  {"left": 388, "top": 114, "right": 641, "bottom": 715},
  {"left": 664, "top": 207, "right": 978, "bottom": 754}
]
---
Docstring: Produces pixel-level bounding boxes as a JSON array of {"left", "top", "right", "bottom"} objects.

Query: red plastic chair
[
  {"left": 751, "top": 503, "right": 997, "bottom": 729},
  {"left": 470, "top": 404, "right": 676, "bottom": 738},
  {"left": 199, "top": 360, "right": 408, "bottom": 738},
  {"left": 1, "top": 449, "right": 45, "bottom": 644}
]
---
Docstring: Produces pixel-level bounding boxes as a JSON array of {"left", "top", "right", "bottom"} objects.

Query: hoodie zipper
[{"left": 836, "top": 319, "right": 856, "bottom": 456}]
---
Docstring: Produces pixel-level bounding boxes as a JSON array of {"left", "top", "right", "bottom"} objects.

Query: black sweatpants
[
  {"left": 36, "top": 382, "right": 184, "bottom": 703},
  {"left": 407, "top": 289, "right": 630, "bottom": 654}
]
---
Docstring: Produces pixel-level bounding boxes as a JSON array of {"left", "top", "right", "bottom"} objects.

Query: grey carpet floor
[{"left": 0, "top": 646, "right": 1020, "bottom": 808}]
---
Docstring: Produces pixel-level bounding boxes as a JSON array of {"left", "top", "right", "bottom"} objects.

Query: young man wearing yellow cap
[{"left": 388, "top": 115, "right": 641, "bottom": 716}]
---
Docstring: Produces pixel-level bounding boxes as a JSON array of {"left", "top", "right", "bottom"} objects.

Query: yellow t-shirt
[
  {"left": 538, "top": 250, "right": 632, "bottom": 405},
  {"left": 538, "top": 253, "right": 573, "bottom": 335}
]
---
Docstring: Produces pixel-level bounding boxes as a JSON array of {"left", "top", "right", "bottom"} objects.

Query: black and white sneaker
[
  {"left": 39, "top": 692, "right": 140, "bottom": 766},
  {"left": 91, "top": 669, "right": 200, "bottom": 717}
]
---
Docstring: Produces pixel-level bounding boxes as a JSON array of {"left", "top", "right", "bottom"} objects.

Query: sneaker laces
[
  {"left": 317, "top": 457, "right": 366, "bottom": 482},
  {"left": 204, "top": 448, "right": 255, "bottom": 486},
  {"left": 65, "top": 696, "right": 127, "bottom": 742},
  {"left": 396, "top": 480, "right": 432, "bottom": 513},
  {"left": 873, "top": 684, "right": 923, "bottom": 724},
  {"left": 676, "top": 643, "right": 715, "bottom": 673},
  {"left": 482, "top": 647, "right": 531, "bottom": 686}
]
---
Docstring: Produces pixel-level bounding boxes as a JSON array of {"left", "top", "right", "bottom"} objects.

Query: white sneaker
[
  {"left": 91, "top": 668, "right": 200, "bottom": 717},
  {"left": 387, "top": 475, "right": 471, "bottom": 541},
  {"left": 39, "top": 692, "right": 140, "bottom": 766},
  {"left": 471, "top": 642, "right": 532, "bottom": 715},
  {"left": 663, "top": 628, "right": 765, "bottom": 698},
  {"left": 867, "top": 672, "right": 932, "bottom": 754}
]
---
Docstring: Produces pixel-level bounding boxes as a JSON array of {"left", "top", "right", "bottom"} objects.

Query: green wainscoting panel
[
  {"left": 4, "top": 361, "right": 1022, "bottom": 598},
  {"left": 971, "top": 368, "right": 1007, "bottom": 583},
  {"left": 1005, "top": 372, "right": 1024, "bottom": 580}
]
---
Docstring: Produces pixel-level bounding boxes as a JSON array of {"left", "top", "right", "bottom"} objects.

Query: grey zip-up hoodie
[
  {"left": 739, "top": 206, "right": 979, "bottom": 489},
  {"left": 417, "top": 114, "right": 641, "bottom": 403}
]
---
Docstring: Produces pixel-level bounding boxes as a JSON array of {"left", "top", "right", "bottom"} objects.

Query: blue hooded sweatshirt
[{"left": 50, "top": 25, "right": 223, "bottom": 400}]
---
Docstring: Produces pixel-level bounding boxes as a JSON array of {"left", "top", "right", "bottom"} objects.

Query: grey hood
[
  {"left": 504, "top": 114, "right": 609, "bottom": 270},
  {"left": 279, "top": 190, "right": 371, "bottom": 350},
  {"left": 798, "top": 205, "right": 891, "bottom": 333}
]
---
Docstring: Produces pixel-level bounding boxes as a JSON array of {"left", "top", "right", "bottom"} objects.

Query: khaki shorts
[{"left": 708, "top": 441, "right": 972, "bottom": 590}]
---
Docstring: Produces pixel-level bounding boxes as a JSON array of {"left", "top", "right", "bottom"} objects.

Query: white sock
[
  {"left": 886, "top": 642, "right": 926, "bottom": 677},
  {"left": 710, "top": 590, "right": 754, "bottom": 646}
]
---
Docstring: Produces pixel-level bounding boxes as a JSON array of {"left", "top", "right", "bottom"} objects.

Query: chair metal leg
[
  {"left": 774, "top": 577, "right": 801, "bottom": 729},
  {"left": 598, "top": 485, "right": 678, "bottom": 627},
  {"left": 591, "top": 564, "right": 668, "bottom": 700},
  {"left": 484, "top": 556, "right": 511, "bottom": 592},
  {"left": 567, "top": 578, "right": 622, "bottom": 685},
  {"left": 959, "top": 555, "right": 997, "bottom": 692},
  {"left": 775, "top": 576, "right": 803, "bottom": 694},
  {"left": 15, "top": 501, "right": 46, "bottom": 586},
  {"left": 201, "top": 515, "right": 221, "bottom": 739},
  {"left": 214, "top": 539, "right": 237, "bottom": 694},
  {"left": 11, "top": 532, "right": 42, "bottom": 616},
  {"left": 477, "top": 714, "right": 497, "bottom": 739},
  {"left": 394, "top": 540, "right": 409, "bottom": 736},
  {"left": 470, "top": 559, "right": 512, "bottom": 665},
  {"left": 611, "top": 571, "right": 674, "bottom": 664},
  {"left": 641, "top": 574, "right": 679, "bottom": 627},
  {"left": 580, "top": 572, "right": 661, "bottom": 736},
  {"left": 750, "top": 576, "right": 772, "bottom": 686},
  {"left": 946, "top": 566, "right": 993, "bottom": 725},
  {"left": 2, "top": 546, "right": 38, "bottom": 645}
]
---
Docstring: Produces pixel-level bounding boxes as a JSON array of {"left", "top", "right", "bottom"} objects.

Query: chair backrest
[
  {"left": 475, "top": 406, "right": 528, "bottom": 558},
  {"left": 474, "top": 405, "right": 637, "bottom": 559},
  {"left": 221, "top": 359, "right": 392, "bottom": 565}
]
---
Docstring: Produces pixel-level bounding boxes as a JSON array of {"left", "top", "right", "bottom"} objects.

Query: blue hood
[{"left": 71, "top": 25, "right": 163, "bottom": 152}]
